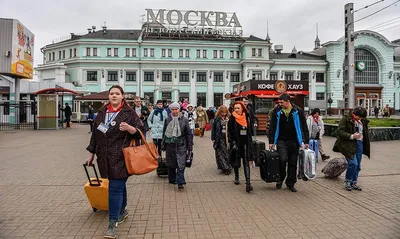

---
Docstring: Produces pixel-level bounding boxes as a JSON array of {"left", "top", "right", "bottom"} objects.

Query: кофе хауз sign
[{"left": 145, "top": 9, "right": 243, "bottom": 36}]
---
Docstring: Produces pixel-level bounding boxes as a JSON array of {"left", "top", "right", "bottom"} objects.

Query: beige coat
[{"left": 196, "top": 109, "right": 209, "bottom": 128}]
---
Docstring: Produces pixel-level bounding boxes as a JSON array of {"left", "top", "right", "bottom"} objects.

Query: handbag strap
[{"left": 123, "top": 128, "right": 158, "bottom": 160}]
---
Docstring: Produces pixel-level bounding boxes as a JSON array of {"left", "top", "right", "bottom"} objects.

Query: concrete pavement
[{"left": 0, "top": 124, "right": 399, "bottom": 239}]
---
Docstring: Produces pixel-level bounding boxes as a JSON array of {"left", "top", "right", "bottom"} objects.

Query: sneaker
[
  {"left": 118, "top": 209, "right": 129, "bottom": 224},
  {"left": 352, "top": 184, "right": 362, "bottom": 191},
  {"left": 276, "top": 181, "right": 282, "bottom": 189},
  {"left": 288, "top": 186, "right": 297, "bottom": 192},
  {"left": 345, "top": 181, "right": 352, "bottom": 191},
  {"left": 178, "top": 184, "right": 184, "bottom": 190},
  {"left": 104, "top": 220, "right": 117, "bottom": 239}
]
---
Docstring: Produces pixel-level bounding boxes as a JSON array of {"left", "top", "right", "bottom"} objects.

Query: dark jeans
[
  {"left": 108, "top": 178, "right": 127, "bottom": 221},
  {"left": 168, "top": 168, "right": 186, "bottom": 185},
  {"left": 65, "top": 116, "right": 71, "bottom": 127},
  {"left": 89, "top": 120, "right": 94, "bottom": 132},
  {"left": 345, "top": 140, "right": 363, "bottom": 184},
  {"left": 153, "top": 138, "right": 162, "bottom": 157},
  {"left": 277, "top": 140, "right": 299, "bottom": 187}
]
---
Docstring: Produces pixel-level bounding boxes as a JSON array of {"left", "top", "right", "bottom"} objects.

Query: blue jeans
[
  {"left": 168, "top": 168, "right": 186, "bottom": 185},
  {"left": 108, "top": 178, "right": 127, "bottom": 221},
  {"left": 345, "top": 140, "right": 363, "bottom": 184}
]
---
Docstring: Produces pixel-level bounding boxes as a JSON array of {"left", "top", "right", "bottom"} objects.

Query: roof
[
  {"left": 34, "top": 88, "right": 79, "bottom": 95},
  {"left": 270, "top": 52, "right": 325, "bottom": 60},
  {"left": 308, "top": 47, "right": 326, "bottom": 56},
  {"left": 246, "top": 35, "right": 269, "bottom": 42},
  {"left": 75, "top": 29, "right": 142, "bottom": 41}
]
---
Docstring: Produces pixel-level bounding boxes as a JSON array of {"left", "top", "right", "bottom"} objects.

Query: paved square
[{"left": 0, "top": 124, "right": 399, "bottom": 239}]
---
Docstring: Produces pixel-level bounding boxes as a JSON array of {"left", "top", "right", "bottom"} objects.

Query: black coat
[
  {"left": 211, "top": 116, "right": 228, "bottom": 142},
  {"left": 228, "top": 114, "right": 253, "bottom": 167},
  {"left": 86, "top": 103, "right": 144, "bottom": 179},
  {"left": 134, "top": 104, "right": 150, "bottom": 130}
]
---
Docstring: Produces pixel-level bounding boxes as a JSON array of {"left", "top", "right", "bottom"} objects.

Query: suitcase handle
[{"left": 83, "top": 163, "right": 101, "bottom": 187}]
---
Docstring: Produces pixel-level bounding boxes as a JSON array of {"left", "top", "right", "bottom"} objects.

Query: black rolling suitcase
[
  {"left": 259, "top": 149, "right": 280, "bottom": 183},
  {"left": 253, "top": 140, "right": 266, "bottom": 166},
  {"left": 157, "top": 152, "right": 168, "bottom": 177}
]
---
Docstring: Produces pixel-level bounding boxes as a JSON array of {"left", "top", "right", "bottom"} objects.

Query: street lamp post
[{"left": 327, "top": 96, "right": 333, "bottom": 116}]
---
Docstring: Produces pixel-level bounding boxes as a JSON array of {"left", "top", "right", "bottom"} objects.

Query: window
[
  {"left": 179, "top": 72, "right": 190, "bottom": 82},
  {"left": 258, "top": 48, "right": 262, "bottom": 57},
  {"left": 316, "top": 93, "right": 325, "bottom": 100},
  {"left": 197, "top": 93, "right": 206, "bottom": 107},
  {"left": 214, "top": 72, "right": 223, "bottom": 82},
  {"left": 144, "top": 92, "right": 154, "bottom": 104},
  {"left": 162, "top": 92, "right": 172, "bottom": 100},
  {"left": 87, "top": 71, "right": 97, "bottom": 82},
  {"left": 48, "top": 53, "right": 51, "bottom": 61},
  {"left": 126, "top": 72, "right": 136, "bottom": 81},
  {"left": 213, "top": 50, "right": 218, "bottom": 58},
  {"left": 185, "top": 49, "right": 190, "bottom": 58},
  {"left": 214, "top": 93, "right": 223, "bottom": 107},
  {"left": 300, "top": 72, "right": 309, "bottom": 81},
  {"left": 107, "top": 48, "right": 112, "bottom": 56},
  {"left": 132, "top": 48, "right": 137, "bottom": 57},
  {"left": 285, "top": 72, "right": 294, "bottom": 81},
  {"left": 355, "top": 49, "right": 379, "bottom": 84},
  {"left": 162, "top": 72, "right": 172, "bottom": 82},
  {"left": 108, "top": 71, "right": 118, "bottom": 81},
  {"left": 52, "top": 52, "right": 55, "bottom": 60},
  {"left": 231, "top": 73, "right": 240, "bottom": 82},
  {"left": 196, "top": 50, "right": 201, "bottom": 58},
  {"left": 270, "top": 72, "right": 278, "bottom": 81},
  {"left": 114, "top": 48, "right": 119, "bottom": 57},
  {"left": 62, "top": 50, "right": 65, "bottom": 59},
  {"left": 252, "top": 48, "right": 256, "bottom": 56},
  {"left": 125, "top": 48, "right": 130, "bottom": 57},
  {"left": 144, "top": 72, "right": 154, "bottom": 82},
  {"left": 86, "top": 48, "right": 91, "bottom": 56},
  {"left": 58, "top": 51, "right": 61, "bottom": 59},
  {"left": 236, "top": 51, "right": 240, "bottom": 59},
  {"left": 230, "top": 51, "right": 234, "bottom": 59},
  {"left": 252, "top": 71, "right": 262, "bottom": 80},
  {"left": 168, "top": 49, "right": 172, "bottom": 57},
  {"left": 150, "top": 49, "right": 154, "bottom": 57},
  {"left": 73, "top": 48, "right": 77, "bottom": 57},
  {"left": 179, "top": 49, "right": 183, "bottom": 58},
  {"left": 197, "top": 72, "right": 207, "bottom": 82},
  {"left": 219, "top": 50, "right": 224, "bottom": 58},
  {"left": 162, "top": 49, "right": 166, "bottom": 57},
  {"left": 93, "top": 48, "right": 97, "bottom": 56},
  {"left": 316, "top": 73, "right": 325, "bottom": 83},
  {"left": 144, "top": 48, "right": 148, "bottom": 57},
  {"left": 69, "top": 49, "right": 72, "bottom": 58},
  {"left": 203, "top": 50, "right": 207, "bottom": 58}
]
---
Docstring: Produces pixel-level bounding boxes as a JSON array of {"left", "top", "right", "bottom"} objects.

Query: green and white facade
[{"left": 30, "top": 27, "right": 400, "bottom": 115}]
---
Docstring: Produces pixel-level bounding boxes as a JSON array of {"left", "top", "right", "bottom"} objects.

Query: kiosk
[
  {"left": 34, "top": 88, "right": 79, "bottom": 130},
  {"left": 229, "top": 80, "right": 310, "bottom": 134}
]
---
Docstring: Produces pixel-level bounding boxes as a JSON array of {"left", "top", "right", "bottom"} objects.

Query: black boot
[
  {"left": 234, "top": 167, "right": 240, "bottom": 185},
  {"left": 201, "top": 128, "right": 205, "bottom": 137},
  {"left": 244, "top": 165, "right": 253, "bottom": 193}
]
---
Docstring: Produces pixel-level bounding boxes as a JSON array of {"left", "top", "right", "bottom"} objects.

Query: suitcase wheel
[{"left": 92, "top": 207, "right": 98, "bottom": 212}]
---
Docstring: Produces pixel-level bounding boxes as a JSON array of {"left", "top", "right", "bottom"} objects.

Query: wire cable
[
  {"left": 353, "top": 0, "right": 400, "bottom": 24},
  {"left": 366, "top": 16, "right": 400, "bottom": 29},
  {"left": 354, "top": 0, "right": 385, "bottom": 13},
  {"left": 375, "top": 23, "right": 400, "bottom": 32}
]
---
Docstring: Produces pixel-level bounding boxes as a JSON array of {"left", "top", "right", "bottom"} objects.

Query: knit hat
[{"left": 169, "top": 102, "right": 180, "bottom": 109}]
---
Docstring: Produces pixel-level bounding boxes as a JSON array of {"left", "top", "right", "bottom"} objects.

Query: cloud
[{"left": 1, "top": 0, "right": 399, "bottom": 67}]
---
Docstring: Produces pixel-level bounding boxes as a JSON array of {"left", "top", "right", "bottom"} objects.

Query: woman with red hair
[{"left": 228, "top": 101, "right": 254, "bottom": 192}]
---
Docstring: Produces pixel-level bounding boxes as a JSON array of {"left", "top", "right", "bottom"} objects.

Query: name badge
[
  {"left": 97, "top": 123, "right": 109, "bottom": 134},
  {"left": 222, "top": 129, "right": 226, "bottom": 134},
  {"left": 240, "top": 129, "right": 247, "bottom": 136}
]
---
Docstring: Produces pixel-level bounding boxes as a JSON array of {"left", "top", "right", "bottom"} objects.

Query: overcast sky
[{"left": 1, "top": 0, "right": 399, "bottom": 67}]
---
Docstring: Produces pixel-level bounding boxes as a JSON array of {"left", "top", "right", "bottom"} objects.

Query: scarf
[
  {"left": 351, "top": 113, "right": 363, "bottom": 126},
  {"left": 164, "top": 114, "right": 182, "bottom": 143},
  {"left": 313, "top": 115, "right": 319, "bottom": 124},
  {"left": 232, "top": 112, "right": 247, "bottom": 127},
  {"left": 107, "top": 101, "right": 125, "bottom": 113},
  {"left": 282, "top": 105, "right": 292, "bottom": 117},
  {"left": 154, "top": 107, "right": 164, "bottom": 121}
]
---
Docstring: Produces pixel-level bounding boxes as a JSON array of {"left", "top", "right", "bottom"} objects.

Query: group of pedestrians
[{"left": 83, "top": 85, "right": 372, "bottom": 239}]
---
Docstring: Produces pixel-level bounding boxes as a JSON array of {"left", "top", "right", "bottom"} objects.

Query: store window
[
  {"left": 197, "top": 93, "right": 207, "bottom": 107},
  {"left": 162, "top": 92, "right": 171, "bottom": 101}
]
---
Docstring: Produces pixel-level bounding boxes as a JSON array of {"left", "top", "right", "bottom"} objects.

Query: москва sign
[{"left": 145, "top": 9, "right": 243, "bottom": 36}]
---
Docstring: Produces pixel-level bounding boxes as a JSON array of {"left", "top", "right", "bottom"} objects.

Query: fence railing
[{"left": 0, "top": 101, "right": 37, "bottom": 131}]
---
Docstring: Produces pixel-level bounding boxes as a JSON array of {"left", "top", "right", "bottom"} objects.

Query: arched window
[{"left": 355, "top": 49, "right": 379, "bottom": 84}]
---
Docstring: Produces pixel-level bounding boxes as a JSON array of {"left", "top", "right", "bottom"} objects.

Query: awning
[
  {"left": 255, "top": 95, "right": 295, "bottom": 99},
  {"left": 34, "top": 88, "right": 79, "bottom": 95}
]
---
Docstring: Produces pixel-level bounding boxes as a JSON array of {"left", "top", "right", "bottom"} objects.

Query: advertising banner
[{"left": 11, "top": 20, "right": 34, "bottom": 79}]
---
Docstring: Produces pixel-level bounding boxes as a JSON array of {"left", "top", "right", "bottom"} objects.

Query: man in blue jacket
[{"left": 268, "top": 93, "right": 309, "bottom": 192}]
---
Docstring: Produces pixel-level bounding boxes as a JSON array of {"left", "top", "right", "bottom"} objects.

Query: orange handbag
[{"left": 123, "top": 129, "right": 159, "bottom": 175}]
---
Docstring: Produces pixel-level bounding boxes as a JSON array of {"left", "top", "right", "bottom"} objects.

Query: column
[
  {"left": 155, "top": 69, "right": 161, "bottom": 86},
  {"left": 310, "top": 71, "right": 316, "bottom": 100},
  {"left": 100, "top": 69, "right": 106, "bottom": 92},
  {"left": 207, "top": 70, "right": 214, "bottom": 107},
  {"left": 224, "top": 71, "right": 231, "bottom": 107},
  {"left": 295, "top": 71, "right": 299, "bottom": 81},
  {"left": 154, "top": 89, "right": 160, "bottom": 104},
  {"left": 190, "top": 70, "right": 197, "bottom": 106},
  {"left": 279, "top": 70, "right": 283, "bottom": 80},
  {"left": 173, "top": 70, "right": 179, "bottom": 85},
  {"left": 173, "top": 89, "right": 179, "bottom": 102},
  {"left": 119, "top": 69, "right": 124, "bottom": 87},
  {"left": 77, "top": 68, "right": 83, "bottom": 85}
]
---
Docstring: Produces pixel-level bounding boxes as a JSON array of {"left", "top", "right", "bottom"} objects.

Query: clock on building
[{"left": 356, "top": 61, "right": 366, "bottom": 71}]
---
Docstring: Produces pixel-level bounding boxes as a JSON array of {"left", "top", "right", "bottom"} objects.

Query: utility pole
[{"left": 344, "top": 3, "right": 355, "bottom": 109}]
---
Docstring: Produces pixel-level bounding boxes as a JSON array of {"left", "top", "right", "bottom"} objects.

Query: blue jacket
[
  {"left": 147, "top": 109, "right": 168, "bottom": 139},
  {"left": 268, "top": 105, "right": 309, "bottom": 146}
]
